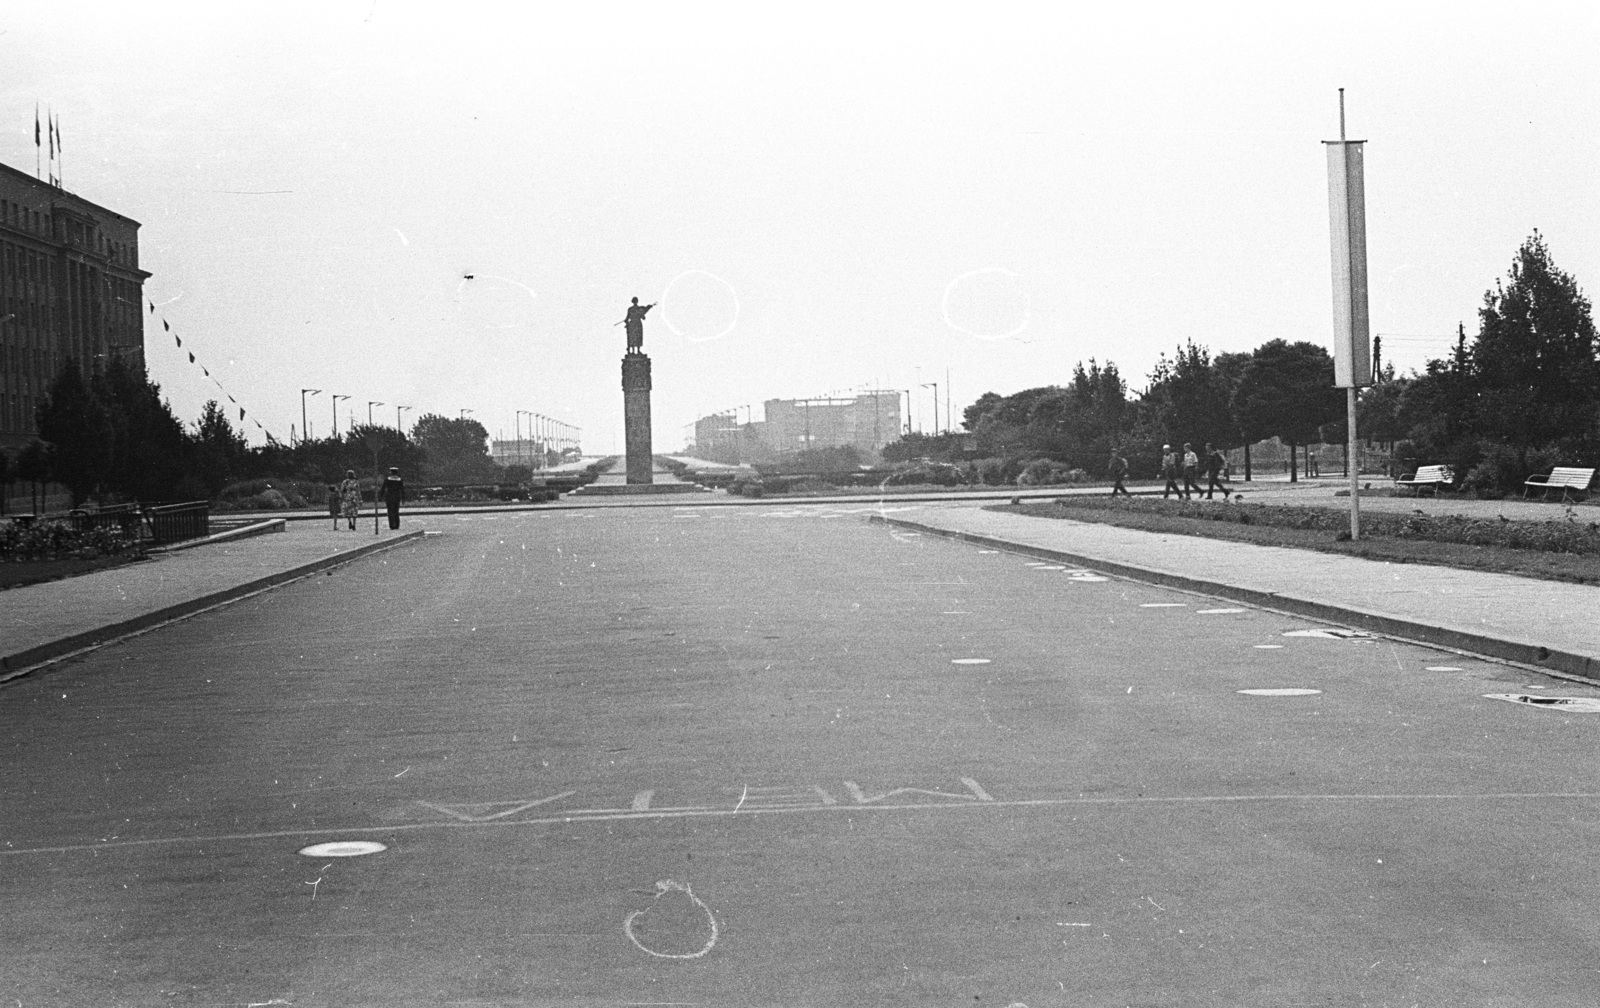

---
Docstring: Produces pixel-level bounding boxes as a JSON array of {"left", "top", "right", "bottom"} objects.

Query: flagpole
[{"left": 34, "top": 104, "right": 41, "bottom": 179}]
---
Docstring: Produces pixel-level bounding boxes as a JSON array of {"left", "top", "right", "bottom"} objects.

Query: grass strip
[{"left": 996, "top": 498, "right": 1600, "bottom": 586}]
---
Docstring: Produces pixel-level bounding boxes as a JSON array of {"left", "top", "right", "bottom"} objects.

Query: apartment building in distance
[
  {"left": 691, "top": 391, "right": 904, "bottom": 464},
  {"left": 1, "top": 161, "right": 149, "bottom": 452}
]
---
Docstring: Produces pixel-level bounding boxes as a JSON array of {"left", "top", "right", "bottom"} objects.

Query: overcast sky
[{"left": 5, "top": 1, "right": 1597, "bottom": 451}]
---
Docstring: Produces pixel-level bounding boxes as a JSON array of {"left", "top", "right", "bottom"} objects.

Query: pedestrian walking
[
  {"left": 338, "top": 470, "right": 362, "bottom": 531},
  {"left": 1161, "top": 444, "right": 1184, "bottom": 499},
  {"left": 1307, "top": 450, "right": 1320, "bottom": 478},
  {"left": 326, "top": 484, "right": 340, "bottom": 529},
  {"left": 1181, "top": 443, "right": 1204, "bottom": 499},
  {"left": 1108, "top": 449, "right": 1130, "bottom": 496},
  {"left": 1203, "top": 443, "right": 1230, "bottom": 499},
  {"left": 381, "top": 467, "right": 405, "bottom": 530}
]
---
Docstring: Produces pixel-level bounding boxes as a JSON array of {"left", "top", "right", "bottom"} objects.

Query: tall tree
[
  {"left": 92, "top": 358, "right": 194, "bottom": 502},
  {"left": 1143, "top": 341, "right": 1236, "bottom": 450},
  {"left": 1231, "top": 340, "right": 1343, "bottom": 481},
  {"left": 411, "top": 413, "right": 499, "bottom": 483},
  {"left": 193, "top": 399, "right": 250, "bottom": 496},
  {"left": 35, "top": 359, "right": 112, "bottom": 505},
  {"left": 1467, "top": 231, "right": 1600, "bottom": 461}
]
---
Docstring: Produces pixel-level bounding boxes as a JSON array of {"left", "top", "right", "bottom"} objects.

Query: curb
[
  {"left": 150, "top": 518, "right": 287, "bottom": 553},
  {"left": 869, "top": 514, "right": 1600, "bottom": 683},
  {"left": 0, "top": 529, "right": 427, "bottom": 683}
]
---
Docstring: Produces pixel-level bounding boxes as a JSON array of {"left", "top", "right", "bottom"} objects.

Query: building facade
[
  {"left": 689, "top": 392, "right": 904, "bottom": 463},
  {"left": 1, "top": 161, "right": 149, "bottom": 452}
]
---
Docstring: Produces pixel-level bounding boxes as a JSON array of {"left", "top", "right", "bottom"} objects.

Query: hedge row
[
  {"left": 0, "top": 520, "right": 144, "bottom": 562},
  {"left": 1053, "top": 496, "right": 1600, "bottom": 555}
]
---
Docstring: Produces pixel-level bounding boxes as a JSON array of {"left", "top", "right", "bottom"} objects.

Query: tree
[
  {"left": 14, "top": 440, "right": 53, "bottom": 514},
  {"left": 410, "top": 413, "right": 499, "bottom": 483},
  {"left": 1466, "top": 231, "right": 1600, "bottom": 463},
  {"left": 348, "top": 424, "right": 425, "bottom": 481},
  {"left": 92, "top": 358, "right": 195, "bottom": 502},
  {"left": 1142, "top": 341, "right": 1236, "bottom": 451},
  {"left": 193, "top": 400, "right": 250, "bottom": 496},
  {"left": 0, "top": 447, "right": 9, "bottom": 514},
  {"left": 1231, "top": 340, "right": 1343, "bottom": 481},
  {"left": 35, "top": 359, "right": 112, "bottom": 505}
]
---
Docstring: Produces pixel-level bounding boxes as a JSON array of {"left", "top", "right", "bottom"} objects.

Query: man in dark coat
[
  {"left": 381, "top": 467, "right": 405, "bottom": 530},
  {"left": 1203, "top": 443, "right": 1230, "bottom": 499},
  {"left": 1108, "top": 449, "right": 1131, "bottom": 496}
]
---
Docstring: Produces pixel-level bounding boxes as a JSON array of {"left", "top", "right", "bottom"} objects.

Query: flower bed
[{"left": 0, "top": 519, "right": 146, "bottom": 562}]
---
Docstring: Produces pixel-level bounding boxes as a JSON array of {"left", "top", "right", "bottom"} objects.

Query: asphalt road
[{"left": 5, "top": 501, "right": 1600, "bottom": 1007}]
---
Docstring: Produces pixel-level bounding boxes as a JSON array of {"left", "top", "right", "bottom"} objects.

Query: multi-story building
[
  {"left": 689, "top": 392, "right": 904, "bottom": 463},
  {"left": 1, "top": 161, "right": 149, "bottom": 452}
]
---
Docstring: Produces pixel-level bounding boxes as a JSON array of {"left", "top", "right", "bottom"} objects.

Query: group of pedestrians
[
  {"left": 326, "top": 468, "right": 407, "bottom": 530},
  {"left": 1104, "top": 443, "right": 1232, "bottom": 500}
]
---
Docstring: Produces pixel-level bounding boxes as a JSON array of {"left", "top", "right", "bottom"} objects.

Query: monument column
[{"left": 621, "top": 352, "right": 653, "bottom": 484}]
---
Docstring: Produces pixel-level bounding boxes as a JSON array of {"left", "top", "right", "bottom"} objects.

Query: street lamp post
[
  {"left": 367, "top": 401, "right": 384, "bottom": 428},
  {"left": 396, "top": 405, "right": 411, "bottom": 433},
  {"left": 922, "top": 383, "right": 939, "bottom": 435},
  {"left": 300, "top": 389, "right": 321, "bottom": 445},
  {"left": 331, "top": 394, "right": 350, "bottom": 438}
]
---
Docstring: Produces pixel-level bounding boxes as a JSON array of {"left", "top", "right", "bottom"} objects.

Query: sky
[{"left": 4, "top": 1, "right": 1598, "bottom": 452}]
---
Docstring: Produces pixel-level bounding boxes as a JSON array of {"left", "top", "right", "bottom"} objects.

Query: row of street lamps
[
  {"left": 512, "top": 411, "right": 581, "bottom": 470},
  {"left": 296, "top": 388, "right": 418, "bottom": 444}
]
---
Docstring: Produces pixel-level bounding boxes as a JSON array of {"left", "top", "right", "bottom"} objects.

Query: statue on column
[{"left": 621, "top": 297, "right": 655, "bottom": 354}]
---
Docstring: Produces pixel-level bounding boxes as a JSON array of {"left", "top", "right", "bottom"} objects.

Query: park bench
[
  {"left": 1523, "top": 466, "right": 1595, "bottom": 503},
  {"left": 1395, "top": 465, "right": 1456, "bottom": 496}
]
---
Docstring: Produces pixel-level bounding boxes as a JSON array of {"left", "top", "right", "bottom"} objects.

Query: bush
[
  {"left": 885, "top": 462, "right": 965, "bottom": 486},
  {"left": 1464, "top": 443, "right": 1567, "bottom": 496},
  {"left": 1017, "top": 459, "right": 1080, "bottom": 485},
  {"left": 728, "top": 474, "right": 765, "bottom": 497}
]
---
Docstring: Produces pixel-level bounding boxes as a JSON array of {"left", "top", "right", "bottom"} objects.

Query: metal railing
[{"left": 144, "top": 501, "right": 211, "bottom": 546}]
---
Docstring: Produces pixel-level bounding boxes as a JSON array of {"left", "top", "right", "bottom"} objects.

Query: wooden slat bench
[
  {"left": 1523, "top": 466, "right": 1595, "bottom": 503},
  {"left": 1395, "top": 465, "right": 1455, "bottom": 496}
]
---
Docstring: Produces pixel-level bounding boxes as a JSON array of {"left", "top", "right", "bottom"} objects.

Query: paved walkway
[
  {"left": 1, "top": 523, "right": 423, "bottom": 678},
  {"left": 877, "top": 502, "right": 1600, "bottom": 682}
]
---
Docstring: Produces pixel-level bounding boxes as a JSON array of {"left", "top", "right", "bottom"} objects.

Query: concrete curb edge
[
  {"left": 150, "top": 518, "right": 287, "bottom": 553},
  {"left": 0, "top": 529, "right": 427, "bottom": 683},
  {"left": 869, "top": 514, "right": 1599, "bottom": 683}
]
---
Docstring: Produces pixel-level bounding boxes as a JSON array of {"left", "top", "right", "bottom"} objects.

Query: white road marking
[
  {"left": 951, "top": 658, "right": 991, "bottom": 665},
  {"left": 1196, "top": 608, "right": 1245, "bottom": 614},
  {"left": 1283, "top": 629, "right": 1375, "bottom": 639},
  {"left": 1238, "top": 688, "right": 1322, "bottom": 696},
  {"left": 1254, "top": 645, "right": 1285, "bottom": 649},
  {"left": 1425, "top": 666, "right": 1465, "bottom": 672},
  {"left": 415, "top": 790, "right": 576, "bottom": 822},
  {"left": 18, "top": 791, "right": 1600, "bottom": 856},
  {"left": 298, "top": 840, "right": 386, "bottom": 857},
  {"left": 1140, "top": 603, "right": 1187, "bottom": 608},
  {"left": 843, "top": 779, "right": 992, "bottom": 804},
  {"left": 632, "top": 791, "right": 654, "bottom": 811}
]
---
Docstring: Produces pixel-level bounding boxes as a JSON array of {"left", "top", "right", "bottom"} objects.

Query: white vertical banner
[{"left": 1325, "top": 140, "right": 1372, "bottom": 388}]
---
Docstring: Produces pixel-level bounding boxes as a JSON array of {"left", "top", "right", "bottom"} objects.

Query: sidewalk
[
  {"left": 1, "top": 523, "right": 424, "bottom": 681},
  {"left": 876, "top": 503, "right": 1600, "bottom": 682}
]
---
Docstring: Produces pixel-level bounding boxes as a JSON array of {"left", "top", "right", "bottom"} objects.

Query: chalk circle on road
[
  {"left": 951, "top": 658, "right": 992, "bottom": 665},
  {"left": 1485, "top": 693, "right": 1600, "bottom": 713},
  {"left": 1283, "top": 628, "right": 1375, "bottom": 640},
  {"left": 1237, "top": 688, "right": 1322, "bottom": 697},
  {"left": 624, "top": 879, "right": 719, "bottom": 960},
  {"left": 298, "top": 840, "right": 387, "bottom": 857}
]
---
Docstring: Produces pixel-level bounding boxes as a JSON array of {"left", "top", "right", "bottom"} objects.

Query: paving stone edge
[
  {"left": 870, "top": 514, "right": 1599, "bottom": 683},
  {"left": 0, "top": 529, "right": 427, "bottom": 683}
]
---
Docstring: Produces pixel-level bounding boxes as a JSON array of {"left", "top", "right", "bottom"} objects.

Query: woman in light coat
[{"left": 338, "top": 470, "right": 362, "bottom": 530}]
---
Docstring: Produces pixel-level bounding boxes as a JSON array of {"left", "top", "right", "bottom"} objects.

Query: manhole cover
[{"left": 1484, "top": 694, "right": 1600, "bottom": 713}]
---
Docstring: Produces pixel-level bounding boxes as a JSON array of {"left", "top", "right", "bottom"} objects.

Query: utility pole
[{"left": 396, "top": 405, "right": 411, "bottom": 433}]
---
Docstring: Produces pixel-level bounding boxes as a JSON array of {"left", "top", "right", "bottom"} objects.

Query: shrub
[
  {"left": 0, "top": 519, "right": 143, "bottom": 561},
  {"left": 728, "top": 474, "right": 765, "bottom": 497},
  {"left": 1017, "top": 459, "right": 1078, "bottom": 485},
  {"left": 1465, "top": 443, "right": 1567, "bottom": 496}
]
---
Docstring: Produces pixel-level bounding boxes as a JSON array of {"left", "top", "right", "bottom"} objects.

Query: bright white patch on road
[
  {"left": 1035, "top": 565, "right": 1067, "bottom": 570},
  {"left": 1238, "top": 688, "right": 1322, "bottom": 696},
  {"left": 1485, "top": 694, "right": 1600, "bottom": 713},
  {"left": 298, "top": 840, "right": 386, "bottom": 857},
  {"left": 624, "top": 879, "right": 719, "bottom": 959},
  {"left": 951, "top": 658, "right": 991, "bottom": 664},
  {"left": 1197, "top": 608, "right": 1245, "bottom": 614},
  {"left": 977, "top": 550, "right": 1000, "bottom": 554},
  {"left": 941, "top": 611, "right": 972, "bottom": 614},
  {"left": 1140, "top": 603, "right": 1187, "bottom": 608},
  {"left": 1425, "top": 666, "right": 1465, "bottom": 672},
  {"left": 1254, "top": 645, "right": 1285, "bottom": 649},
  {"left": 1283, "top": 628, "right": 1375, "bottom": 639},
  {"left": 1025, "top": 562, "right": 1051, "bottom": 566},
  {"left": 1067, "top": 574, "right": 1110, "bottom": 582}
]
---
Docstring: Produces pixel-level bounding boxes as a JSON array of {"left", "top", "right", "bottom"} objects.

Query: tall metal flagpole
[{"left": 1325, "top": 87, "right": 1373, "bottom": 540}]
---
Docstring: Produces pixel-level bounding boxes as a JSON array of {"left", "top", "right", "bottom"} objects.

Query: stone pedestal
[{"left": 621, "top": 353, "right": 653, "bottom": 484}]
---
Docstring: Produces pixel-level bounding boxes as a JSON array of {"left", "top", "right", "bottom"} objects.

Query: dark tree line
[
  {"left": 4, "top": 366, "right": 533, "bottom": 511},
  {"left": 888, "top": 232, "right": 1597, "bottom": 492}
]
